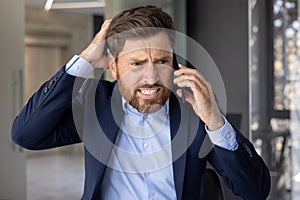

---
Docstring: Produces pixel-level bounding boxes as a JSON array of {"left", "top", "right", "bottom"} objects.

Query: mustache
[
  {"left": 134, "top": 83, "right": 165, "bottom": 91},
  {"left": 136, "top": 83, "right": 164, "bottom": 89}
]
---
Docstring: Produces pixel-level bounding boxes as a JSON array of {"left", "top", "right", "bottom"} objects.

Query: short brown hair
[{"left": 106, "top": 5, "right": 176, "bottom": 58}]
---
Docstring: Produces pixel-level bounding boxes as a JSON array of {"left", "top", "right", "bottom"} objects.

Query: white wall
[{"left": 0, "top": 0, "right": 26, "bottom": 199}]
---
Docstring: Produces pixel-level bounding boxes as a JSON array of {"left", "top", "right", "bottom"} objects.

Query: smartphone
[{"left": 173, "top": 53, "right": 186, "bottom": 103}]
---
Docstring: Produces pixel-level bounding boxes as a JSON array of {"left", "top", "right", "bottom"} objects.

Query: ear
[{"left": 108, "top": 53, "right": 117, "bottom": 79}]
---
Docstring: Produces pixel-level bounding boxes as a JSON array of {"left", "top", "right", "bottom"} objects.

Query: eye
[
  {"left": 155, "top": 59, "right": 168, "bottom": 65},
  {"left": 131, "top": 61, "right": 143, "bottom": 66}
]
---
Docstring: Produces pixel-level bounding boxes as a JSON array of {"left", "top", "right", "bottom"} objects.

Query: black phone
[{"left": 173, "top": 53, "right": 186, "bottom": 103}]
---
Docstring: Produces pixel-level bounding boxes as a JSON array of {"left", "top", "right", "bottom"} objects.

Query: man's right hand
[{"left": 79, "top": 19, "right": 111, "bottom": 68}]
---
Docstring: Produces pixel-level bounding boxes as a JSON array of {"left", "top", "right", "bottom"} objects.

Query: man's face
[{"left": 109, "top": 31, "right": 174, "bottom": 113}]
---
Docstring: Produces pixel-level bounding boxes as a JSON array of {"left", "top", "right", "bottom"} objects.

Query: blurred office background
[{"left": 0, "top": 0, "right": 299, "bottom": 199}]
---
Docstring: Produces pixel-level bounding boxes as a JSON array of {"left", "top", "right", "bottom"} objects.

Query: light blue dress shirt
[
  {"left": 101, "top": 100, "right": 177, "bottom": 200},
  {"left": 65, "top": 55, "right": 239, "bottom": 199}
]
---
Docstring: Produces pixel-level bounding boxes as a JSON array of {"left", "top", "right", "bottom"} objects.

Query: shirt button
[
  {"left": 74, "top": 65, "right": 79, "bottom": 70},
  {"left": 218, "top": 138, "right": 224, "bottom": 143},
  {"left": 145, "top": 172, "right": 150, "bottom": 176},
  {"left": 226, "top": 133, "right": 231, "bottom": 139},
  {"left": 143, "top": 143, "right": 149, "bottom": 148}
]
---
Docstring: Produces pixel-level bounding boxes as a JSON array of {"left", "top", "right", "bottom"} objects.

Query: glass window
[{"left": 273, "top": 0, "right": 299, "bottom": 111}]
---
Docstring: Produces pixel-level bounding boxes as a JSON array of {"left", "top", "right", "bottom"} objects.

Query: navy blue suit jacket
[{"left": 12, "top": 67, "right": 270, "bottom": 199}]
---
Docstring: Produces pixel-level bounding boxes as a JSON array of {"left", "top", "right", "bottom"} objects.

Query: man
[{"left": 12, "top": 5, "right": 270, "bottom": 200}]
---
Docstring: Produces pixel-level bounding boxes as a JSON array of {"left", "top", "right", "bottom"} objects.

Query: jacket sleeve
[
  {"left": 11, "top": 66, "right": 83, "bottom": 150},
  {"left": 208, "top": 130, "right": 271, "bottom": 200}
]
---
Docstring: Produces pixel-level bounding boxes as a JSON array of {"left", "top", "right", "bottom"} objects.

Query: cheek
[
  {"left": 119, "top": 68, "right": 145, "bottom": 83},
  {"left": 158, "top": 70, "right": 173, "bottom": 84},
  {"left": 118, "top": 71, "right": 143, "bottom": 91}
]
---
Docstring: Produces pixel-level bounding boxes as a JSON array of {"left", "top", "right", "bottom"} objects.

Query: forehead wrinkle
[
  {"left": 119, "top": 32, "right": 172, "bottom": 58},
  {"left": 121, "top": 48, "right": 172, "bottom": 63}
]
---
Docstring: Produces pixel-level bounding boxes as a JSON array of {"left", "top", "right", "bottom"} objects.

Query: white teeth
[{"left": 140, "top": 89, "right": 157, "bottom": 95}]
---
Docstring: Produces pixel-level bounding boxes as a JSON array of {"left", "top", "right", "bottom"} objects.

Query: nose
[{"left": 143, "top": 63, "right": 159, "bottom": 84}]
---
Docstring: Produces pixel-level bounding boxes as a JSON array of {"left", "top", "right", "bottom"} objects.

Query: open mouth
[{"left": 137, "top": 87, "right": 161, "bottom": 98}]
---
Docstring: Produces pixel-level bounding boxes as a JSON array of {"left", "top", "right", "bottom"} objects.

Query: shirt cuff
[
  {"left": 205, "top": 116, "right": 238, "bottom": 151},
  {"left": 65, "top": 55, "right": 94, "bottom": 78}
]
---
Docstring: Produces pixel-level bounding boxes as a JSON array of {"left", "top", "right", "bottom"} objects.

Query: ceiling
[{"left": 25, "top": 0, "right": 105, "bottom": 15}]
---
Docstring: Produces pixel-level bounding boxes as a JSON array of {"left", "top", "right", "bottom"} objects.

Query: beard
[
  {"left": 128, "top": 84, "right": 171, "bottom": 113},
  {"left": 116, "top": 65, "right": 173, "bottom": 113}
]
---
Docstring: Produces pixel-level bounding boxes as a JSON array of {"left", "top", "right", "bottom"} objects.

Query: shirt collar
[{"left": 121, "top": 97, "right": 169, "bottom": 115}]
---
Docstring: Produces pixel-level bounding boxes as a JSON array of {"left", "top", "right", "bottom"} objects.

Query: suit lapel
[
  {"left": 169, "top": 94, "right": 189, "bottom": 199},
  {"left": 94, "top": 83, "right": 123, "bottom": 161}
]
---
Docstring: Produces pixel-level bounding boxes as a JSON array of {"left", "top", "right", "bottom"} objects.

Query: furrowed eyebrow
[
  {"left": 128, "top": 56, "right": 172, "bottom": 63},
  {"left": 153, "top": 56, "right": 172, "bottom": 62},
  {"left": 129, "top": 58, "right": 147, "bottom": 62}
]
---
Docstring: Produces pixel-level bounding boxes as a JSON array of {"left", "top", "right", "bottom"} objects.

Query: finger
[
  {"left": 174, "top": 65, "right": 211, "bottom": 91},
  {"left": 97, "top": 19, "right": 111, "bottom": 37},
  {"left": 102, "top": 19, "right": 112, "bottom": 28},
  {"left": 174, "top": 72, "right": 210, "bottom": 94},
  {"left": 176, "top": 88, "right": 195, "bottom": 105},
  {"left": 174, "top": 74, "right": 205, "bottom": 89},
  {"left": 176, "top": 78, "right": 211, "bottom": 101},
  {"left": 93, "top": 20, "right": 112, "bottom": 45},
  {"left": 178, "top": 64, "right": 187, "bottom": 69},
  {"left": 174, "top": 67, "right": 207, "bottom": 84}
]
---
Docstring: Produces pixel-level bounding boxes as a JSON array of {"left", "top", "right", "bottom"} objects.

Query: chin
[
  {"left": 139, "top": 103, "right": 163, "bottom": 113},
  {"left": 130, "top": 98, "right": 164, "bottom": 113},
  {"left": 129, "top": 89, "right": 171, "bottom": 113}
]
